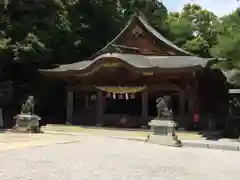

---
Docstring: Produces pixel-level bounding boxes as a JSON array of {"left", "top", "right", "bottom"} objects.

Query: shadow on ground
[{"left": 199, "top": 131, "right": 240, "bottom": 140}]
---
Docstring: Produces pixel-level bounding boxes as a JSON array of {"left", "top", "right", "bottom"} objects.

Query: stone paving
[{"left": 0, "top": 136, "right": 240, "bottom": 180}]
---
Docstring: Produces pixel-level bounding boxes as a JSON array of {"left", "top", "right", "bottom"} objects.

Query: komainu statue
[
  {"left": 13, "top": 96, "right": 42, "bottom": 133},
  {"left": 156, "top": 97, "right": 173, "bottom": 119},
  {"left": 21, "top": 96, "right": 35, "bottom": 114}
]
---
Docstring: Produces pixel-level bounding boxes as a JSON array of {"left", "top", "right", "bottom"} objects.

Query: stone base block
[
  {"left": 147, "top": 134, "right": 182, "bottom": 147},
  {"left": 13, "top": 114, "right": 42, "bottom": 133},
  {"left": 10, "top": 127, "right": 43, "bottom": 133},
  {"left": 147, "top": 118, "right": 182, "bottom": 147}
]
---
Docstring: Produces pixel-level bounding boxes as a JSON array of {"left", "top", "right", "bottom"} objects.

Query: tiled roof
[
  {"left": 41, "top": 11, "right": 210, "bottom": 74},
  {"left": 42, "top": 53, "right": 210, "bottom": 73}
]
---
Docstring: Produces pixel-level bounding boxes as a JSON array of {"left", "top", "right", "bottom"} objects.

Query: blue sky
[{"left": 162, "top": 0, "right": 240, "bottom": 16}]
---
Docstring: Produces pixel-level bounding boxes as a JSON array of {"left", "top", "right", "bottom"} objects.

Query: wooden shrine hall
[{"left": 41, "top": 11, "right": 216, "bottom": 128}]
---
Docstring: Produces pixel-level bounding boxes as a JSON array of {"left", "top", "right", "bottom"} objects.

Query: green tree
[
  {"left": 0, "top": 0, "right": 128, "bottom": 66},
  {"left": 167, "top": 4, "right": 218, "bottom": 57},
  {"left": 0, "top": 0, "right": 10, "bottom": 52},
  {"left": 4, "top": 0, "right": 72, "bottom": 64},
  {"left": 69, "top": 0, "right": 123, "bottom": 59},
  {"left": 119, "top": 0, "right": 168, "bottom": 32},
  {"left": 210, "top": 8, "right": 240, "bottom": 70}
]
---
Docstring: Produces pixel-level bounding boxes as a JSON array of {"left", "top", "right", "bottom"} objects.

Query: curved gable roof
[
  {"left": 41, "top": 53, "right": 209, "bottom": 74},
  {"left": 90, "top": 10, "right": 191, "bottom": 59}
]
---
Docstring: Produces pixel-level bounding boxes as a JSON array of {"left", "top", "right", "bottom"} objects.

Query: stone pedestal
[
  {"left": 147, "top": 119, "right": 181, "bottom": 147},
  {"left": 13, "top": 114, "right": 42, "bottom": 133}
]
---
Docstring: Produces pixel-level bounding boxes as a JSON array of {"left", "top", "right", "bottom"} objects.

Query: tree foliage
[
  {"left": 167, "top": 4, "right": 218, "bottom": 57},
  {"left": 210, "top": 8, "right": 240, "bottom": 70},
  {"left": 120, "top": 0, "right": 168, "bottom": 28}
]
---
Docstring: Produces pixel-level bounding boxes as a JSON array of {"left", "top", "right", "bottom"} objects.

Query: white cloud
[{"left": 162, "top": 0, "right": 240, "bottom": 16}]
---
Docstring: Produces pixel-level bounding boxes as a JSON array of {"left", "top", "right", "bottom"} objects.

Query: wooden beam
[
  {"left": 111, "top": 44, "right": 139, "bottom": 50},
  {"left": 68, "top": 85, "right": 96, "bottom": 92}
]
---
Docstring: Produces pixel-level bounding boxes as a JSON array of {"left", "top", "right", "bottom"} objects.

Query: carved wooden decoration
[{"left": 132, "top": 25, "right": 144, "bottom": 37}]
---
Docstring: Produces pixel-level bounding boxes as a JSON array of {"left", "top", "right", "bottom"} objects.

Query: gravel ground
[{"left": 0, "top": 136, "right": 240, "bottom": 180}]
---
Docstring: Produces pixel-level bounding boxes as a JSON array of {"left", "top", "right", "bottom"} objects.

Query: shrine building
[{"left": 41, "top": 11, "right": 226, "bottom": 129}]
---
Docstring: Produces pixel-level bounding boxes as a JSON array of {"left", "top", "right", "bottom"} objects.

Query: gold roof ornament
[{"left": 95, "top": 86, "right": 146, "bottom": 93}]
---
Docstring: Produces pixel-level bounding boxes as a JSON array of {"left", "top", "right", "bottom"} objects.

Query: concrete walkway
[
  {"left": 183, "top": 139, "right": 240, "bottom": 151},
  {"left": 106, "top": 136, "right": 240, "bottom": 151},
  {"left": 42, "top": 125, "right": 202, "bottom": 140},
  {"left": 42, "top": 125, "right": 240, "bottom": 151}
]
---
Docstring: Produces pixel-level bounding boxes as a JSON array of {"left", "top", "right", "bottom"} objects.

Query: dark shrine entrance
[
  {"left": 105, "top": 93, "right": 142, "bottom": 116},
  {"left": 70, "top": 82, "right": 185, "bottom": 128},
  {"left": 72, "top": 91, "right": 98, "bottom": 125}
]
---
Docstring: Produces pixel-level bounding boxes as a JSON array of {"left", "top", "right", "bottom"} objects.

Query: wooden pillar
[
  {"left": 188, "top": 91, "right": 195, "bottom": 116},
  {"left": 179, "top": 89, "right": 186, "bottom": 117},
  {"left": 141, "top": 89, "right": 148, "bottom": 118},
  {"left": 66, "top": 91, "right": 74, "bottom": 124},
  {"left": 84, "top": 93, "right": 89, "bottom": 110},
  {"left": 96, "top": 90, "right": 103, "bottom": 125}
]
